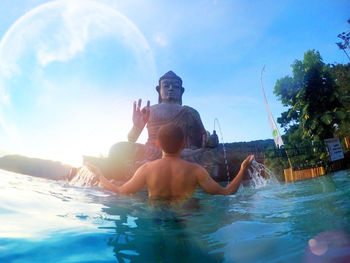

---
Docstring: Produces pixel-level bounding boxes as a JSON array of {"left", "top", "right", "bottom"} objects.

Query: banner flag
[{"left": 260, "top": 66, "right": 284, "bottom": 148}]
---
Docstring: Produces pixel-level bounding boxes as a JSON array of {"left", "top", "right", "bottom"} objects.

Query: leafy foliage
[
  {"left": 274, "top": 51, "right": 346, "bottom": 141},
  {"left": 330, "top": 63, "right": 350, "bottom": 138},
  {"left": 267, "top": 50, "right": 350, "bottom": 174}
]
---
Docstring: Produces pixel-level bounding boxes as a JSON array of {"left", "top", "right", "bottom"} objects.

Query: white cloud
[
  {"left": 36, "top": 1, "right": 95, "bottom": 66},
  {"left": 154, "top": 33, "right": 168, "bottom": 47},
  {"left": 0, "top": 0, "right": 156, "bottom": 74}
]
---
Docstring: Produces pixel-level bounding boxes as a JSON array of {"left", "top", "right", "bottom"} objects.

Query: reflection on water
[
  {"left": 103, "top": 196, "right": 226, "bottom": 262},
  {"left": 0, "top": 168, "right": 349, "bottom": 262}
]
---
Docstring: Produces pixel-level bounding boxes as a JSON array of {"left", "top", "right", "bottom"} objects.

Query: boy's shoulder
[
  {"left": 143, "top": 158, "right": 204, "bottom": 172},
  {"left": 179, "top": 159, "right": 206, "bottom": 173},
  {"left": 146, "top": 158, "right": 199, "bottom": 167}
]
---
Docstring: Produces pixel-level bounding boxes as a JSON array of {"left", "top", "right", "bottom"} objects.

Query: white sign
[{"left": 324, "top": 138, "right": 344, "bottom": 161}]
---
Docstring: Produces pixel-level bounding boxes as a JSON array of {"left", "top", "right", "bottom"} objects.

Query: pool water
[{"left": 0, "top": 168, "right": 349, "bottom": 262}]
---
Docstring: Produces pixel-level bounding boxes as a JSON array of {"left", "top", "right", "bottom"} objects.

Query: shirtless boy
[{"left": 95, "top": 124, "right": 254, "bottom": 199}]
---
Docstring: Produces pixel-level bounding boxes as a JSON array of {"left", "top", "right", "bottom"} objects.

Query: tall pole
[
  {"left": 340, "top": 39, "right": 350, "bottom": 61},
  {"left": 260, "top": 66, "right": 293, "bottom": 168},
  {"left": 342, "top": 48, "right": 350, "bottom": 61}
]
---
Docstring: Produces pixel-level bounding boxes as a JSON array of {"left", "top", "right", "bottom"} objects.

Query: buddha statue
[
  {"left": 84, "top": 71, "right": 220, "bottom": 182},
  {"left": 125, "top": 71, "right": 207, "bottom": 158}
]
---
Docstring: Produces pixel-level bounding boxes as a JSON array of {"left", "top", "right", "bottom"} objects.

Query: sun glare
[{"left": 0, "top": 0, "right": 157, "bottom": 165}]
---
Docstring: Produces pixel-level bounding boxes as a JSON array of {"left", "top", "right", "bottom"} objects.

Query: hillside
[{"left": 0, "top": 155, "right": 72, "bottom": 179}]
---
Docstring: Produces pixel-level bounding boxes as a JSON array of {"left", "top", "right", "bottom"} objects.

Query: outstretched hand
[
  {"left": 84, "top": 162, "right": 102, "bottom": 176},
  {"left": 241, "top": 155, "right": 255, "bottom": 171},
  {"left": 99, "top": 173, "right": 113, "bottom": 188},
  {"left": 132, "top": 99, "right": 150, "bottom": 129},
  {"left": 85, "top": 162, "right": 115, "bottom": 189}
]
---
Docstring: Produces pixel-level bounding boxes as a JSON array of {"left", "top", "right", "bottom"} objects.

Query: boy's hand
[
  {"left": 241, "top": 155, "right": 255, "bottom": 171},
  {"left": 85, "top": 163, "right": 113, "bottom": 188},
  {"left": 84, "top": 162, "right": 101, "bottom": 175},
  {"left": 99, "top": 174, "right": 112, "bottom": 188},
  {"left": 85, "top": 163, "right": 117, "bottom": 190}
]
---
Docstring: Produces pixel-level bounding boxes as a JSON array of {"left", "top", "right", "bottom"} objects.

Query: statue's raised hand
[{"left": 132, "top": 99, "right": 150, "bottom": 130}]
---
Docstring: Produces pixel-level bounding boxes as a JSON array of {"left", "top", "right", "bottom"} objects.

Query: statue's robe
[{"left": 142, "top": 106, "right": 206, "bottom": 161}]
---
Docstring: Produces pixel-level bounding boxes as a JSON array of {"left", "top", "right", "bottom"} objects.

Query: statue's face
[{"left": 159, "top": 79, "right": 183, "bottom": 104}]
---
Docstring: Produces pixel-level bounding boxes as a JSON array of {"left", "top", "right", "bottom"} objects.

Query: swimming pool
[{"left": 0, "top": 168, "right": 349, "bottom": 262}]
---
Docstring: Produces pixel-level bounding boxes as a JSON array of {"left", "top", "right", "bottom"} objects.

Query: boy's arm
[
  {"left": 86, "top": 163, "right": 147, "bottom": 195},
  {"left": 99, "top": 175, "right": 121, "bottom": 193},
  {"left": 196, "top": 155, "right": 254, "bottom": 195},
  {"left": 117, "top": 165, "right": 147, "bottom": 194}
]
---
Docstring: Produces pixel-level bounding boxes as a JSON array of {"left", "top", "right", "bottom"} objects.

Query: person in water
[{"left": 92, "top": 124, "right": 254, "bottom": 199}]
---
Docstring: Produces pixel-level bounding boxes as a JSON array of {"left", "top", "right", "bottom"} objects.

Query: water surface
[{"left": 0, "top": 168, "right": 349, "bottom": 262}]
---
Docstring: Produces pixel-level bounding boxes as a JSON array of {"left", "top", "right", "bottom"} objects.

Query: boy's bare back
[
  {"left": 97, "top": 153, "right": 254, "bottom": 199},
  {"left": 144, "top": 157, "right": 202, "bottom": 199}
]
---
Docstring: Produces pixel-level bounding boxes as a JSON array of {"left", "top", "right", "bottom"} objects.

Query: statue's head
[{"left": 156, "top": 71, "right": 184, "bottom": 105}]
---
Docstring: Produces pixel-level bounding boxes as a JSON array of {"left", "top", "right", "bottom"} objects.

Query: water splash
[
  {"left": 69, "top": 159, "right": 279, "bottom": 190},
  {"left": 69, "top": 166, "right": 99, "bottom": 187},
  {"left": 248, "top": 160, "right": 279, "bottom": 189}
]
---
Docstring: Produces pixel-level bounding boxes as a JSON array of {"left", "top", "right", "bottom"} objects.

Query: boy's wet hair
[{"left": 157, "top": 124, "right": 184, "bottom": 154}]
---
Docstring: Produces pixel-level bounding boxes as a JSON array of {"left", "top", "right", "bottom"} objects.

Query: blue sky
[{"left": 0, "top": 0, "right": 349, "bottom": 164}]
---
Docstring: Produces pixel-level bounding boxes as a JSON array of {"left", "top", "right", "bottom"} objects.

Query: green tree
[
  {"left": 329, "top": 63, "right": 350, "bottom": 138},
  {"left": 273, "top": 50, "right": 349, "bottom": 165}
]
